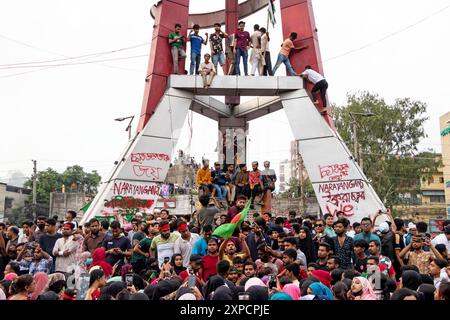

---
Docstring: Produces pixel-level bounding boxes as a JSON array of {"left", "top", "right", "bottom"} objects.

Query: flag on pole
[
  {"left": 212, "top": 201, "right": 251, "bottom": 239},
  {"left": 268, "top": 0, "right": 276, "bottom": 28}
]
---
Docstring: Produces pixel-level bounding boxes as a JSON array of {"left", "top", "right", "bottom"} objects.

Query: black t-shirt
[
  {"left": 354, "top": 256, "right": 368, "bottom": 274},
  {"left": 39, "top": 233, "right": 63, "bottom": 257},
  {"left": 102, "top": 235, "right": 132, "bottom": 266}
]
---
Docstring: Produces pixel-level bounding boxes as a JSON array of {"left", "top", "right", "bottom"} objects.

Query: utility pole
[
  {"left": 32, "top": 160, "right": 37, "bottom": 220},
  {"left": 352, "top": 120, "right": 359, "bottom": 164}
]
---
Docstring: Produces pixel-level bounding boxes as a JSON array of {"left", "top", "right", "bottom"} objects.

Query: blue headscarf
[
  {"left": 308, "top": 282, "right": 334, "bottom": 300},
  {"left": 270, "top": 292, "right": 293, "bottom": 300}
]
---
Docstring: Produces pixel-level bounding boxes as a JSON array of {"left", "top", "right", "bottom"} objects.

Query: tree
[
  {"left": 24, "top": 165, "right": 101, "bottom": 205},
  {"left": 332, "top": 92, "right": 440, "bottom": 206}
]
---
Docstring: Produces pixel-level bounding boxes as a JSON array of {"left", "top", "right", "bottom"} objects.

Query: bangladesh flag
[
  {"left": 80, "top": 201, "right": 92, "bottom": 213},
  {"left": 213, "top": 201, "right": 251, "bottom": 239},
  {"left": 268, "top": 0, "right": 276, "bottom": 28}
]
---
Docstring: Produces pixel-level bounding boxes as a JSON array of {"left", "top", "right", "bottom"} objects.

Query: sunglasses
[{"left": 315, "top": 224, "right": 324, "bottom": 227}]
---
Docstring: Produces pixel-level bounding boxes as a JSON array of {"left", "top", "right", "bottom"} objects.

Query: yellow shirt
[{"left": 197, "top": 167, "right": 211, "bottom": 185}]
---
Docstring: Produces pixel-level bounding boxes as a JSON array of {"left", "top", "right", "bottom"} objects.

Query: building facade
[
  {"left": 0, "top": 183, "right": 31, "bottom": 222},
  {"left": 440, "top": 112, "right": 450, "bottom": 219}
]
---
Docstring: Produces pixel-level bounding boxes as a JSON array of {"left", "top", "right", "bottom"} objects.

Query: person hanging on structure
[
  {"left": 168, "top": 23, "right": 187, "bottom": 75},
  {"left": 272, "top": 32, "right": 308, "bottom": 76},
  {"left": 300, "top": 65, "right": 329, "bottom": 113}
]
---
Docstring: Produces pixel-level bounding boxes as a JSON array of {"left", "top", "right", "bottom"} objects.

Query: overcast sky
[{"left": 1, "top": 0, "right": 449, "bottom": 187}]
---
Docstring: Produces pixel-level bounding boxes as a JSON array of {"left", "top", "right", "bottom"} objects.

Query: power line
[
  {"left": 322, "top": 3, "right": 450, "bottom": 63},
  {"left": 0, "top": 42, "right": 149, "bottom": 67}
]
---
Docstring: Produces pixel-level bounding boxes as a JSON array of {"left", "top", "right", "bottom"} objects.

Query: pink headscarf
[
  {"left": 282, "top": 283, "right": 300, "bottom": 300},
  {"left": 31, "top": 272, "right": 49, "bottom": 300},
  {"left": 3, "top": 273, "right": 17, "bottom": 281},
  {"left": 354, "top": 277, "right": 377, "bottom": 300}
]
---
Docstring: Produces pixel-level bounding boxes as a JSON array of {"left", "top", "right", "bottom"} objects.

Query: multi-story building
[
  {"left": 279, "top": 159, "right": 292, "bottom": 192},
  {"left": 440, "top": 112, "right": 450, "bottom": 219},
  {"left": 0, "top": 183, "right": 31, "bottom": 222}
]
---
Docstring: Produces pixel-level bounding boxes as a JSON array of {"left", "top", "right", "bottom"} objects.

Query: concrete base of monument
[{"left": 80, "top": 76, "right": 386, "bottom": 225}]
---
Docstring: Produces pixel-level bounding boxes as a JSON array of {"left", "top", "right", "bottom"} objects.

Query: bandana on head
[
  {"left": 159, "top": 224, "right": 170, "bottom": 231},
  {"left": 177, "top": 224, "right": 188, "bottom": 232},
  {"left": 63, "top": 223, "right": 74, "bottom": 229}
]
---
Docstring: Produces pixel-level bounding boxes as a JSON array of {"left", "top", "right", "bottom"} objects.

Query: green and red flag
[
  {"left": 213, "top": 201, "right": 251, "bottom": 239},
  {"left": 268, "top": 0, "right": 276, "bottom": 28}
]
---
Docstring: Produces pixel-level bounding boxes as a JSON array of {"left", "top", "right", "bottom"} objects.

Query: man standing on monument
[
  {"left": 234, "top": 21, "right": 251, "bottom": 76},
  {"left": 250, "top": 24, "right": 263, "bottom": 76},
  {"left": 210, "top": 23, "right": 228, "bottom": 75},
  {"left": 169, "top": 23, "right": 187, "bottom": 74},
  {"left": 188, "top": 24, "right": 208, "bottom": 75},
  {"left": 260, "top": 27, "right": 273, "bottom": 76}
]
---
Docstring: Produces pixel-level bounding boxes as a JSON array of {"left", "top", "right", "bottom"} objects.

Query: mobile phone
[
  {"left": 125, "top": 273, "right": 134, "bottom": 287},
  {"left": 164, "top": 257, "right": 170, "bottom": 264},
  {"left": 268, "top": 275, "right": 277, "bottom": 289},
  {"left": 187, "top": 275, "right": 196, "bottom": 288},
  {"left": 238, "top": 293, "right": 250, "bottom": 300}
]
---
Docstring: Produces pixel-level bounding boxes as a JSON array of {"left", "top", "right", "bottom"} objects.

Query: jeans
[
  {"left": 213, "top": 184, "right": 228, "bottom": 201},
  {"left": 272, "top": 53, "right": 297, "bottom": 76},
  {"left": 312, "top": 79, "right": 329, "bottom": 108},
  {"left": 235, "top": 47, "right": 249, "bottom": 76},
  {"left": 190, "top": 52, "right": 201, "bottom": 75}
]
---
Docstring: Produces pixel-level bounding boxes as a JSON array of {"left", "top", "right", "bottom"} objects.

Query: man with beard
[
  {"left": 244, "top": 261, "right": 257, "bottom": 278},
  {"left": 202, "top": 237, "right": 220, "bottom": 282},
  {"left": 316, "top": 242, "right": 331, "bottom": 271},
  {"left": 102, "top": 221, "right": 132, "bottom": 268},
  {"left": 248, "top": 161, "right": 264, "bottom": 207},
  {"left": 39, "top": 218, "right": 63, "bottom": 272},
  {"left": 246, "top": 217, "right": 270, "bottom": 261},
  {"left": 192, "top": 224, "right": 214, "bottom": 256},
  {"left": 255, "top": 243, "right": 284, "bottom": 275},
  {"left": 150, "top": 220, "right": 179, "bottom": 268},
  {"left": 53, "top": 222, "right": 79, "bottom": 276},
  {"left": 174, "top": 221, "right": 200, "bottom": 268},
  {"left": 226, "top": 195, "right": 248, "bottom": 223},
  {"left": 82, "top": 218, "right": 106, "bottom": 254},
  {"left": 313, "top": 219, "right": 335, "bottom": 250},
  {"left": 219, "top": 233, "right": 250, "bottom": 265},
  {"left": 331, "top": 218, "right": 354, "bottom": 270}
]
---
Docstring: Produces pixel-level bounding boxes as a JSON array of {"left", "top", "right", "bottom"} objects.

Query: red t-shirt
[
  {"left": 179, "top": 270, "right": 204, "bottom": 283},
  {"left": 202, "top": 254, "right": 219, "bottom": 282}
]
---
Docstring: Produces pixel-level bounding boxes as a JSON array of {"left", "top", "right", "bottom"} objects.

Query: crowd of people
[
  {"left": 1, "top": 197, "right": 449, "bottom": 301},
  {"left": 169, "top": 21, "right": 329, "bottom": 111}
]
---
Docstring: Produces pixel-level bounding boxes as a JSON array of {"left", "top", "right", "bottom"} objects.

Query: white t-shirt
[
  {"left": 431, "top": 233, "right": 450, "bottom": 253},
  {"left": 199, "top": 62, "right": 216, "bottom": 73},
  {"left": 301, "top": 69, "right": 325, "bottom": 84},
  {"left": 174, "top": 233, "right": 201, "bottom": 268}
]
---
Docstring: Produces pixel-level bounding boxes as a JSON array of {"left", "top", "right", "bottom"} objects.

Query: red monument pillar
[
  {"left": 280, "top": 0, "right": 334, "bottom": 129},
  {"left": 137, "top": 0, "right": 190, "bottom": 132}
]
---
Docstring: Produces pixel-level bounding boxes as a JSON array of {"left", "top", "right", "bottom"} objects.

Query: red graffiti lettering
[
  {"left": 131, "top": 153, "right": 170, "bottom": 164},
  {"left": 319, "top": 163, "right": 350, "bottom": 181},
  {"left": 113, "top": 182, "right": 160, "bottom": 196},
  {"left": 325, "top": 203, "right": 354, "bottom": 218},
  {"left": 133, "top": 165, "right": 162, "bottom": 180}
]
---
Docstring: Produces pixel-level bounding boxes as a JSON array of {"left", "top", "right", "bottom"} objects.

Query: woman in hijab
[
  {"left": 171, "top": 254, "right": 187, "bottom": 275},
  {"left": 31, "top": 272, "right": 48, "bottom": 300},
  {"left": 400, "top": 270, "right": 422, "bottom": 291},
  {"left": 297, "top": 227, "right": 317, "bottom": 263},
  {"left": 349, "top": 277, "right": 377, "bottom": 300},
  {"left": 246, "top": 286, "right": 269, "bottom": 300},
  {"left": 88, "top": 248, "right": 113, "bottom": 278},
  {"left": 312, "top": 270, "right": 332, "bottom": 288},
  {"left": 308, "top": 282, "right": 335, "bottom": 300},
  {"left": 282, "top": 283, "right": 300, "bottom": 300},
  {"left": 211, "top": 285, "right": 233, "bottom": 300},
  {"left": 45, "top": 273, "right": 66, "bottom": 298},
  {"left": 244, "top": 277, "right": 266, "bottom": 291},
  {"left": 203, "top": 275, "right": 225, "bottom": 300}
]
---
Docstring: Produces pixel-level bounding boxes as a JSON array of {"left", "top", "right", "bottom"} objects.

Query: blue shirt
[
  {"left": 192, "top": 237, "right": 208, "bottom": 256},
  {"left": 354, "top": 232, "right": 381, "bottom": 254},
  {"left": 190, "top": 34, "right": 204, "bottom": 55}
]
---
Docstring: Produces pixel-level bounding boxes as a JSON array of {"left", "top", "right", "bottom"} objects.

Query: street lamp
[
  {"left": 115, "top": 116, "right": 135, "bottom": 141},
  {"left": 349, "top": 112, "right": 375, "bottom": 169}
]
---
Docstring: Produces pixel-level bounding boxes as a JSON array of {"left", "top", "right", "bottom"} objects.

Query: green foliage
[
  {"left": 24, "top": 165, "right": 101, "bottom": 205},
  {"left": 332, "top": 92, "right": 440, "bottom": 206}
]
